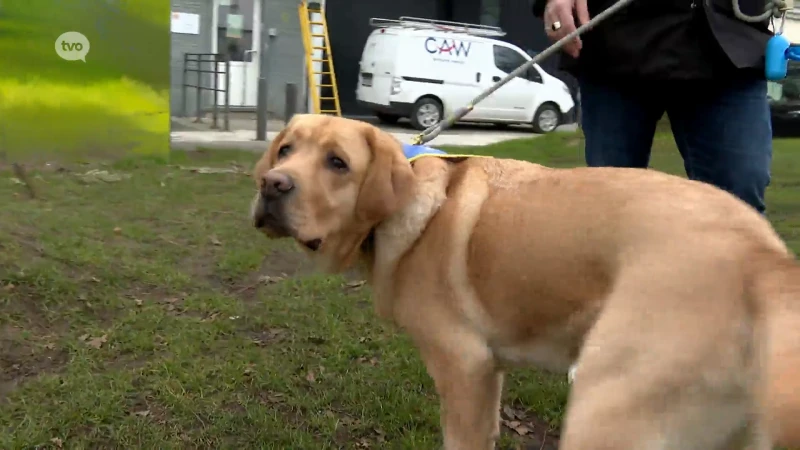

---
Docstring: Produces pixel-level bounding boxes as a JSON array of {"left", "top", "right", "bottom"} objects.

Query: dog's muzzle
[{"left": 252, "top": 170, "right": 295, "bottom": 234}]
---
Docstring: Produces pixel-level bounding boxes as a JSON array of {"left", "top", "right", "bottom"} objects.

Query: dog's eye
[
  {"left": 277, "top": 145, "right": 291, "bottom": 159},
  {"left": 326, "top": 153, "right": 349, "bottom": 172}
]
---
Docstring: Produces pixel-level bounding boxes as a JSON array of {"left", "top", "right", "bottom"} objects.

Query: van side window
[
  {"left": 493, "top": 45, "right": 542, "bottom": 84},
  {"left": 527, "top": 66, "right": 543, "bottom": 84}
]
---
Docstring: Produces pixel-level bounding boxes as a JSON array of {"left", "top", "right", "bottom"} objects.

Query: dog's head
[{"left": 250, "top": 114, "right": 415, "bottom": 269}]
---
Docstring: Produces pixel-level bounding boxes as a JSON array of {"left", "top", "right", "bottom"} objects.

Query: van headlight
[{"left": 391, "top": 77, "right": 402, "bottom": 95}]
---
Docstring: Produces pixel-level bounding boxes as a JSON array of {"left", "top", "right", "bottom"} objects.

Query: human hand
[{"left": 543, "top": 0, "right": 589, "bottom": 58}]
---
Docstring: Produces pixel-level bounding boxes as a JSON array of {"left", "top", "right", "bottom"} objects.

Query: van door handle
[
  {"left": 476, "top": 72, "right": 481, "bottom": 82},
  {"left": 492, "top": 76, "right": 501, "bottom": 82}
]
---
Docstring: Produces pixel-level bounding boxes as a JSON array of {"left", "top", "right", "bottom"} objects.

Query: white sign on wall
[{"left": 171, "top": 12, "right": 200, "bottom": 35}]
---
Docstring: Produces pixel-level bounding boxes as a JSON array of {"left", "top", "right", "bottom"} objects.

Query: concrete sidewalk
[{"left": 169, "top": 114, "right": 555, "bottom": 151}]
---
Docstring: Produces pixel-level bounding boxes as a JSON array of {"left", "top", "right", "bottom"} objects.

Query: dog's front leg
[{"left": 417, "top": 331, "right": 503, "bottom": 450}]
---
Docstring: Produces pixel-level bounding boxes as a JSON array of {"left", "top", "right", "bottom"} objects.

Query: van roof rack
[{"left": 368, "top": 16, "right": 506, "bottom": 38}]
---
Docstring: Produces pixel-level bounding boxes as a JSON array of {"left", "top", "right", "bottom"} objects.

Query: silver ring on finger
[{"left": 551, "top": 21, "right": 562, "bottom": 31}]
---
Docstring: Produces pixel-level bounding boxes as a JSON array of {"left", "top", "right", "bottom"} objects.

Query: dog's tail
[{"left": 752, "top": 253, "right": 800, "bottom": 446}]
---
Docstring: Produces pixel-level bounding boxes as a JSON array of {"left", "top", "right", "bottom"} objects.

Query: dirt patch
[
  {"left": 0, "top": 346, "right": 68, "bottom": 381},
  {"left": 221, "top": 247, "right": 318, "bottom": 300},
  {"left": 257, "top": 247, "right": 317, "bottom": 279},
  {"left": 0, "top": 330, "right": 69, "bottom": 400},
  {"left": 500, "top": 404, "right": 560, "bottom": 450},
  {"left": 127, "top": 390, "right": 174, "bottom": 427},
  {"left": 247, "top": 327, "right": 290, "bottom": 347}
]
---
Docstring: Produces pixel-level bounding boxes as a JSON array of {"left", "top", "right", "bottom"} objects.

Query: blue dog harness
[
  {"left": 402, "top": 143, "right": 447, "bottom": 161},
  {"left": 402, "top": 143, "right": 489, "bottom": 163}
]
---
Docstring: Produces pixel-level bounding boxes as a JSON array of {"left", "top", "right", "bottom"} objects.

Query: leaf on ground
[
  {"left": 344, "top": 280, "right": 366, "bottom": 290},
  {"left": 76, "top": 169, "right": 130, "bottom": 183},
  {"left": 179, "top": 166, "right": 246, "bottom": 175},
  {"left": 262, "top": 392, "right": 284, "bottom": 404},
  {"left": 50, "top": 437, "right": 63, "bottom": 448},
  {"left": 512, "top": 423, "right": 532, "bottom": 436},
  {"left": 85, "top": 334, "right": 108, "bottom": 349},
  {"left": 209, "top": 235, "right": 222, "bottom": 246},
  {"left": 258, "top": 275, "right": 284, "bottom": 284},
  {"left": 502, "top": 419, "right": 532, "bottom": 436},
  {"left": 503, "top": 405, "right": 520, "bottom": 420},
  {"left": 357, "top": 356, "right": 379, "bottom": 366},
  {"left": 201, "top": 312, "right": 220, "bottom": 322},
  {"left": 133, "top": 410, "right": 150, "bottom": 417}
]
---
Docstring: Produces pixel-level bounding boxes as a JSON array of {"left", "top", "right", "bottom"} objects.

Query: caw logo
[{"left": 424, "top": 37, "right": 471, "bottom": 57}]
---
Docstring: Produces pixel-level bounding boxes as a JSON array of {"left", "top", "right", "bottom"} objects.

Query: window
[
  {"left": 217, "top": 30, "right": 253, "bottom": 62},
  {"left": 493, "top": 45, "right": 525, "bottom": 73},
  {"left": 217, "top": 1, "right": 254, "bottom": 62},
  {"left": 527, "top": 66, "right": 543, "bottom": 83},
  {"left": 492, "top": 45, "right": 542, "bottom": 83}
]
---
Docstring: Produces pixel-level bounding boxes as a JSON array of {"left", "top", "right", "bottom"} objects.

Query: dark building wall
[
  {"left": 450, "top": 0, "right": 481, "bottom": 23},
  {"left": 499, "top": 0, "right": 547, "bottom": 57},
  {"left": 326, "top": 0, "right": 437, "bottom": 116},
  {"left": 499, "top": 0, "right": 578, "bottom": 96}
]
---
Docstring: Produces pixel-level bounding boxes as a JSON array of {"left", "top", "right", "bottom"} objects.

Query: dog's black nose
[{"left": 262, "top": 170, "right": 294, "bottom": 198}]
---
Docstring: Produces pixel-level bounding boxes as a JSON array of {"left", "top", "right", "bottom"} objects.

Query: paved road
[{"left": 169, "top": 115, "right": 576, "bottom": 151}]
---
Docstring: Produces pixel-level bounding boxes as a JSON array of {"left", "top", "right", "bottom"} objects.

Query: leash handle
[{"left": 412, "top": 0, "right": 637, "bottom": 145}]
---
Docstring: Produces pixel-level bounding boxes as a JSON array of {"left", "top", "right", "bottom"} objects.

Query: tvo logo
[
  {"left": 424, "top": 37, "right": 471, "bottom": 57},
  {"left": 55, "top": 31, "right": 90, "bottom": 62}
]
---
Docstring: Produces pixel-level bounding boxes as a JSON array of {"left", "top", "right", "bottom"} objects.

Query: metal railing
[{"left": 182, "top": 53, "right": 230, "bottom": 131}]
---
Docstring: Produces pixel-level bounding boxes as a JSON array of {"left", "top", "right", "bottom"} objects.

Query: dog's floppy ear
[{"left": 356, "top": 125, "right": 415, "bottom": 224}]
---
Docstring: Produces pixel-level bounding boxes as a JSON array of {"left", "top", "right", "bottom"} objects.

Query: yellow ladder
[{"left": 299, "top": 1, "right": 341, "bottom": 116}]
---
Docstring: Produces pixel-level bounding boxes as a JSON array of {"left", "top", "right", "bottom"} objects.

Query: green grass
[
  {"left": 0, "top": 0, "right": 169, "bottom": 159},
  {"left": 1, "top": 133, "right": 800, "bottom": 449}
]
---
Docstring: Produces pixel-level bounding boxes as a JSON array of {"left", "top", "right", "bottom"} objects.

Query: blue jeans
[{"left": 578, "top": 77, "right": 773, "bottom": 213}]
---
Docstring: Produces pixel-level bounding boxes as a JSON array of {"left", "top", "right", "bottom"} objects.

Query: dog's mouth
[
  {"left": 254, "top": 214, "right": 322, "bottom": 252},
  {"left": 257, "top": 223, "right": 322, "bottom": 252},
  {"left": 253, "top": 214, "right": 291, "bottom": 237},
  {"left": 301, "top": 238, "right": 322, "bottom": 252},
  {"left": 252, "top": 194, "right": 293, "bottom": 237},
  {"left": 252, "top": 194, "right": 322, "bottom": 252}
]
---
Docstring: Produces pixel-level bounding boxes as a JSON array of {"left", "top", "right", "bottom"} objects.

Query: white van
[{"left": 355, "top": 17, "right": 575, "bottom": 133}]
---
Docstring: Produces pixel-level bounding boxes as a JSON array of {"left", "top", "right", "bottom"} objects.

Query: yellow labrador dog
[{"left": 250, "top": 114, "right": 800, "bottom": 450}]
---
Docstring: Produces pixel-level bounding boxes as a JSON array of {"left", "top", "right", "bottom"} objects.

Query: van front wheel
[
  {"left": 410, "top": 98, "right": 443, "bottom": 131},
  {"left": 532, "top": 103, "right": 560, "bottom": 134}
]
